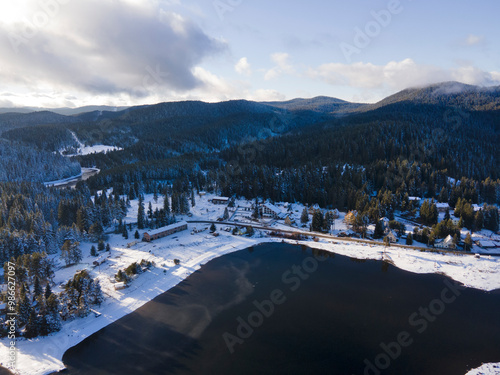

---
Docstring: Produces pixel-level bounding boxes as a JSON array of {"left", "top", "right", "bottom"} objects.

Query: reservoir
[{"left": 58, "top": 243, "right": 500, "bottom": 375}]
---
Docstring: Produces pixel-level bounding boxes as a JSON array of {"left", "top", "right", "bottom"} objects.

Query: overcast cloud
[
  {"left": 0, "top": 0, "right": 498, "bottom": 107},
  {"left": 0, "top": 0, "right": 225, "bottom": 103}
]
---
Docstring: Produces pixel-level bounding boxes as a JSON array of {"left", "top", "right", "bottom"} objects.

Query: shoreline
[
  {"left": 44, "top": 168, "right": 100, "bottom": 187},
  {"left": 1, "top": 234, "right": 499, "bottom": 375}
]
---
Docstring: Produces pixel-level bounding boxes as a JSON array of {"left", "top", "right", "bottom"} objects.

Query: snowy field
[
  {"left": 61, "top": 131, "right": 123, "bottom": 157},
  {"left": 64, "top": 144, "right": 123, "bottom": 157},
  {"left": 1, "top": 193, "right": 499, "bottom": 375}
]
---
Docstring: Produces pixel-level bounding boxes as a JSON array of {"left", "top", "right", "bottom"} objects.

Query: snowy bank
[{"left": 1, "top": 233, "right": 499, "bottom": 375}]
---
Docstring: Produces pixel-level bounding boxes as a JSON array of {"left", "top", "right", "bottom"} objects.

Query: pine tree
[
  {"left": 61, "top": 240, "right": 82, "bottom": 266},
  {"left": 311, "top": 210, "right": 324, "bottom": 232},
  {"left": 223, "top": 207, "right": 229, "bottom": 220},
  {"left": 25, "top": 310, "right": 39, "bottom": 338},
  {"left": 374, "top": 220, "right": 385, "bottom": 239},
  {"left": 406, "top": 233, "right": 413, "bottom": 245},
  {"left": 90, "top": 245, "right": 98, "bottom": 257},
  {"left": 76, "top": 207, "right": 86, "bottom": 233},
  {"left": 106, "top": 243, "right": 111, "bottom": 252},
  {"left": 33, "top": 277, "right": 42, "bottom": 299},
  {"left": 137, "top": 196, "right": 145, "bottom": 229},
  {"left": 210, "top": 223, "right": 216, "bottom": 233},
  {"left": 246, "top": 226, "right": 255, "bottom": 237},
  {"left": 300, "top": 208, "right": 309, "bottom": 224},
  {"left": 252, "top": 203, "right": 260, "bottom": 220},
  {"left": 122, "top": 226, "right": 129, "bottom": 239},
  {"left": 134, "top": 230, "right": 140, "bottom": 239},
  {"left": 464, "top": 232, "right": 473, "bottom": 251},
  {"left": 148, "top": 202, "right": 153, "bottom": 219},
  {"left": 444, "top": 209, "right": 451, "bottom": 221},
  {"left": 474, "top": 210, "right": 484, "bottom": 231},
  {"left": 98, "top": 239, "right": 105, "bottom": 251},
  {"left": 180, "top": 194, "right": 190, "bottom": 214},
  {"left": 44, "top": 283, "right": 52, "bottom": 300},
  {"left": 45, "top": 294, "right": 62, "bottom": 333},
  {"left": 91, "top": 280, "right": 104, "bottom": 306},
  {"left": 17, "top": 286, "right": 32, "bottom": 326}
]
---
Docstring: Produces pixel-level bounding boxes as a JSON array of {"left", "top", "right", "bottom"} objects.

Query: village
[{"left": 1, "top": 192, "right": 499, "bottom": 375}]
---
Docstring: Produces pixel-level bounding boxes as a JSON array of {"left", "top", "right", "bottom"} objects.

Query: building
[
  {"left": 436, "top": 235, "right": 456, "bottom": 249},
  {"left": 114, "top": 282, "right": 128, "bottom": 290},
  {"left": 261, "top": 203, "right": 288, "bottom": 220},
  {"left": 210, "top": 197, "right": 229, "bottom": 205},
  {"left": 308, "top": 204, "right": 320, "bottom": 214},
  {"left": 435, "top": 203, "right": 450, "bottom": 212},
  {"left": 475, "top": 240, "right": 500, "bottom": 249},
  {"left": 386, "top": 231, "right": 398, "bottom": 243},
  {"left": 472, "top": 204, "right": 484, "bottom": 212},
  {"left": 143, "top": 221, "right": 188, "bottom": 242}
]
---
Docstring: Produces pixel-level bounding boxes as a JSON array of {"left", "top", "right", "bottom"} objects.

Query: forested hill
[
  {"left": 1, "top": 81, "right": 499, "bottom": 195},
  {"left": 0, "top": 111, "right": 81, "bottom": 133},
  {"left": 260, "top": 96, "right": 365, "bottom": 113},
  {"left": 366, "top": 82, "right": 500, "bottom": 111}
]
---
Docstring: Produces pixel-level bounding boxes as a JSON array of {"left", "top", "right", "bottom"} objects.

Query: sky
[{"left": 0, "top": 0, "right": 499, "bottom": 108}]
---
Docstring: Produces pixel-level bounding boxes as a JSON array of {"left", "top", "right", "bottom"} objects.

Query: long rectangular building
[{"left": 143, "top": 221, "right": 188, "bottom": 242}]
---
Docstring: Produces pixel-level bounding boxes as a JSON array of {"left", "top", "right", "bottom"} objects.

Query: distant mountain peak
[
  {"left": 260, "top": 96, "right": 364, "bottom": 113},
  {"left": 371, "top": 81, "right": 500, "bottom": 111}
]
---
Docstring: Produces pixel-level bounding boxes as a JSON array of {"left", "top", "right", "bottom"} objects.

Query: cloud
[
  {"left": 246, "top": 89, "right": 286, "bottom": 102},
  {"left": 464, "top": 34, "right": 485, "bottom": 46},
  {"left": 308, "top": 58, "right": 500, "bottom": 93},
  {"left": 264, "top": 52, "right": 295, "bottom": 80},
  {"left": 235, "top": 57, "right": 251, "bottom": 76},
  {"left": 0, "top": 0, "right": 225, "bottom": 99}
]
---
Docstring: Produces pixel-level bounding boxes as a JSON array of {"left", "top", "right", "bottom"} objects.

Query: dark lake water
[{"left": 56, "top": 243, "right": 500, "bottom": 375}]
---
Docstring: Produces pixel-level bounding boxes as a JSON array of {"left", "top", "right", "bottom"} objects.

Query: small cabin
[
  {"left": 114, "top": 282, "right": 128, "bottom": 290},
  {"left": 210, "top": 197, "right": 229, "bottom": 205}
]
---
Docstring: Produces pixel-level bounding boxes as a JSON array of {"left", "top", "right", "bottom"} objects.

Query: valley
[{"left": 0, "top": 82, "right": 499, "bottom": 375}]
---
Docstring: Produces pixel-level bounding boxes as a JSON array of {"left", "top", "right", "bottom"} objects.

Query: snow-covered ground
[
  {"left": 1, "top": 193, "right": 499, "bottom": 375},
  {"left": 466, "top": 363, "right": 500, "bottom": 375},
  {"left": 61, "top": 131, "right": 122, "bottom": 157}
]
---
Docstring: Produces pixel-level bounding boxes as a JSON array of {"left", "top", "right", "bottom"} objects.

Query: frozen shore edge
[{"left": 1, "top": 236, "right": 499, "bottom": 375}]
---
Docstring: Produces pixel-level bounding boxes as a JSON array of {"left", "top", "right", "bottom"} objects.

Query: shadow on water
[{"left": 53, "top": 243, "right": 499, "bottom": 375}]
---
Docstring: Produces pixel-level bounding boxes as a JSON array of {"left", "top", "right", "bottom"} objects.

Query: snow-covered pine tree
[
  {"left": 33, "top": 277, "right": 43, "bottom": 299},
  {"left": 90, "top": 280, "right": 104, "bottom": 306},
  {"left": 137, "top": 195, "right": 145, "bottom": 229}
]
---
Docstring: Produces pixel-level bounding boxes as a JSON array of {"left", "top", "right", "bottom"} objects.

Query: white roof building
[
  {"left": 442, "top": 235, "right": 456, "bottom": 249},
  {"left": 146, "top": 221, "right": 188, "bottom": 237},
  {"left": 262, "top": 203, "right": 288, "bottom": 220}
]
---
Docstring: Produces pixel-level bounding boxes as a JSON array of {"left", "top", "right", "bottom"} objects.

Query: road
[{"left": 186, "top": 220, "right": 478, "bottom": 256}]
